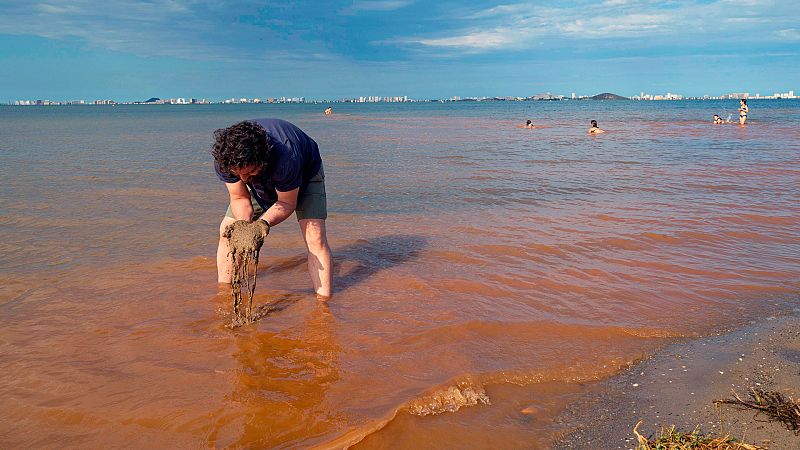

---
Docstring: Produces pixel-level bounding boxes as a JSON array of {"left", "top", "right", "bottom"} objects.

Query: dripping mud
[{"left": 224, "top": 219, "right": 269, "bottom": 328}]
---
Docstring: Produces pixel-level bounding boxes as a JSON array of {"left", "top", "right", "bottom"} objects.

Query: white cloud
[
  {"left": 4, "top": 0, "right": 800, "bottom": 62},
  {"left": 464, "top": 3, "right": 523, "bottom": 19},
  {"left": 401, "top": 0, "right": 800, "bottom": 53},
  {"left": 409, "top": 9, "right": 673, "bottom": 51},
  {"left": 602, "top": 0, "right": 629, "bottom": 6},
  {"left": 414, "top": 29, "right": 520, "bottom": 50},
  {"left": 34, "top": 3, "right": 75, "bottom": 14},
  {"left": 0, "top": 1, "right": 260, "bottom": 61},
  {"left": 775, "top": 28, "right": 800, "bottom": 40},
  {"left": 340, "top": 0, "right": 413, "bottom": 15},
  {"left": 558, "top": 13, "right": 672, "bottom": 37}
]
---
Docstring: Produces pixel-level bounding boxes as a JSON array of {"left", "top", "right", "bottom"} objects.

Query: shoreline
[{"left": 553, "top": 311, "right": 800, "bottom": 449}]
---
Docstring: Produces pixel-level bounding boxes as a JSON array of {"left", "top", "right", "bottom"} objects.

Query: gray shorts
[{"left": 225, "top": 167, "right": 327, "bottom": 221}]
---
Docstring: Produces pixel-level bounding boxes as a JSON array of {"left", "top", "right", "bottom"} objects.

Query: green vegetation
[{"left": 633, "top": 421, "right": 764, "bottom": 450}]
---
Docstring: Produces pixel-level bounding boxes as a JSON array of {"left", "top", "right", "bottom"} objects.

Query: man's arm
[
  {"left": 226, "top": 181, "right": 255, "bottom": 221},
  {"left": 258, "top": 188, "right": 299, "bottom": 227}
]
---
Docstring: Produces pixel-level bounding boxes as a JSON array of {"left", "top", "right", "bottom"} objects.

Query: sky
[{"left": 1, "top": 0, "right": 798, "bottom": 101}]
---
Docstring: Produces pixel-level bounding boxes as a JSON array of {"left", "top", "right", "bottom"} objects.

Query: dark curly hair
[{"left": 212, "top": 120, "right": 273, "bottom": 174}]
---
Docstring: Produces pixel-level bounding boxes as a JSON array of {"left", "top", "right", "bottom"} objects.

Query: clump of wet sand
[
  {"left": 554, "top": 315, "right": 800, "bottom": 450},
  {"left": 223, "top": 219, "right": 269, "bottom": 328}
]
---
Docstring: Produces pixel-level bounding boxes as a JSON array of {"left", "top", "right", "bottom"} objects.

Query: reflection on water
[
  {"left": 216, "top": 301, "right": 341, "bottom": 448},
  {"left": 1, "top": 101, "right": 799, "bottom": 448}
]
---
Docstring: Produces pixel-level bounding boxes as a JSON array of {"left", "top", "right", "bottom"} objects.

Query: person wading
[{"left": 213, "top": 119, "right": 332, "bottom": 300}]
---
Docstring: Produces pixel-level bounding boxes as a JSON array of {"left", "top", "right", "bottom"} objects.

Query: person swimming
[
  {"left": 524, "top": 119, "right": 535, "bottom": 129},
  {"left": 713, "top": 115, "right": 724, "bottom": 124},
  {"left": 589, "top": 120, "right": 605, "bottom": 134},
  {"left": 324, "top": 106, "right": 333, "bottom": 115},
  {"left": 739, "top": 99, "right": 748, "bottom": 125}
]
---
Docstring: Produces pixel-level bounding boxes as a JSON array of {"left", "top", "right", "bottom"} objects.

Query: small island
[{"left": 589, "top": 92, "right": 629, "bottom": 100}]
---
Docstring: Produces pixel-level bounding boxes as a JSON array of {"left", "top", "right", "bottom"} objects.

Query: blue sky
[{"left": 1, "top": 0, "right": 798, "bottom": 101}]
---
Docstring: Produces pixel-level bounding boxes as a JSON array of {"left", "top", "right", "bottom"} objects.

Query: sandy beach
[{"left": 555, "top": 310, "right": 800, "bottom": 449}]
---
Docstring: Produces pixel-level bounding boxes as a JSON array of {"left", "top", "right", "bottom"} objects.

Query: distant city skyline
[
  {"left": 1, "top": 1, "right": 799, "bottom": 101},
  {"left": 7, "top": 89, "right": 798, "bottom": 106}
]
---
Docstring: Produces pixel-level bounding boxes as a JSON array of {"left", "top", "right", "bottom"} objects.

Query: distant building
[
  {"left": 726, "top": 92, "right": 749, "bottom": 99},
  {"left": 531, "top": 92, "right": 564, "bottom": 101},
  {"left": 632, "top": 91, "right": 681, "bottom": 100}
]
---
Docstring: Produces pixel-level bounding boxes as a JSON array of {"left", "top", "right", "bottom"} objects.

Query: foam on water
[{"left": 407, "top": 378, "right": 491, "bottom": 416}]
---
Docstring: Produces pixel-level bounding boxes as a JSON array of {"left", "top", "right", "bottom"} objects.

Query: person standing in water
[
  {"left": 212, "top": 119, "right": 333, "bottom": 300},
  {"left": 589, "top": 120, "right": 605, "bottom": 134},
  {"left": 739, "top": 99, "right": 749, "bottom": 125}
]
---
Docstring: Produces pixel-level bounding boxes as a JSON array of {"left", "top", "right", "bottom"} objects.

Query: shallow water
[{"left": 1, "top": 100, "right": 799, "bottom": 448}]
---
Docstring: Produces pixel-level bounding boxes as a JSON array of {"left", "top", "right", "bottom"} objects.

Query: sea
[{"left": 1, "top": 100, "right": 799, "bottom": 448}]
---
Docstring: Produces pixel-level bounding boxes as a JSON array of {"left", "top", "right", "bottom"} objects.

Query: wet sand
[{"left": 555, "top": 311, "right": 800, "bottom": 450}]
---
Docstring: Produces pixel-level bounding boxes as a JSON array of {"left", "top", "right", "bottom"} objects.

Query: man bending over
[{"left": 212, "top": 119, "right": 332, "bottom": 299}]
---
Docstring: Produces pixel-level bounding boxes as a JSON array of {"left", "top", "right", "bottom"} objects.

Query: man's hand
[{"left": 255, "top": 219, "right": 270, "bottom": 239}]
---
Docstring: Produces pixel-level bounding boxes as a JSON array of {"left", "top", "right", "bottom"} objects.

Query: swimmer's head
[
  {"left": 526, "top": 120, "right": 532, "bottom": 126},
  {"left": 713, "top": 115, "right": 720, "bottom": 119},
  {"left": 590, "top": 120, "right": 598, "bottom": 127}
]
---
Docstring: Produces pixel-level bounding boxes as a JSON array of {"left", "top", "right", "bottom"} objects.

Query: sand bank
[{"left": 554, "top": 313, "right": 800, "bottom": 449}]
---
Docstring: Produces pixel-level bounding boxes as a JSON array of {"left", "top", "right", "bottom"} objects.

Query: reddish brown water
[{"left": 1, "top": 102, "right": 799, "bottom": 448}]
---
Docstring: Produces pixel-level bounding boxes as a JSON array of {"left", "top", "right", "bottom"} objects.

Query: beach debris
[
  {"left": 714, "top": 388, "right": 800, "bottom": 433},
  {"left": 223, "top": 219, "right": 269, "bottom": 328},
  {"left": 633, "top": 420, "right": 764, "bottom": 449}
]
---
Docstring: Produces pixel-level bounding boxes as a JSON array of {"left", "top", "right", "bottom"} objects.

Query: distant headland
[{"left": 589, "top": 93, "right": 629, "bottom": 100}]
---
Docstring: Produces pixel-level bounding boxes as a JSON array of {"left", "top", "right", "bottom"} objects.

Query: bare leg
[
  {"left": 299, "top": 219, "right": 333, "bottom": 299},
  {"left": 217, "top": 216, "right": 237, "bottom": 284}
]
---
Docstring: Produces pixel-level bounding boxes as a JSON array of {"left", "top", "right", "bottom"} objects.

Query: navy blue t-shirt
[{"left": 214, "top": 118, "right": 322, "bottom": 206}]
